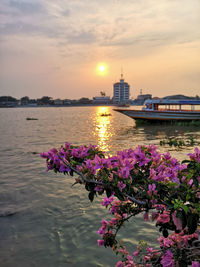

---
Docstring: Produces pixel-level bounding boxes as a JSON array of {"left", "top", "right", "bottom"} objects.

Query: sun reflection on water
[{"left": 93, "top": 107, "right": 113, "bottom": 153}]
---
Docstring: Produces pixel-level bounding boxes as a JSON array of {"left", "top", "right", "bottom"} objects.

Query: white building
[
  {"left": 54, "top": 99, "right": 63, "bottom": 105},
  {"left": 113, "top": 74, "right": 130, "bottom": 103},
  {"left": 92, "top": 96, "right": 111, "bottom": 104}
]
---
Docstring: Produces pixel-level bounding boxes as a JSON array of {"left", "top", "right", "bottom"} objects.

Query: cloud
[
  {"left": 0, "top": 21, "right": 97, "bottom": 46},
  {"left": 0, "top": 0, "right": 199, "bottom": 47},
  {"left": 66, "top": 30, "right": 96, "bottom": 44},
  {"left": 8, "top": 0, "right": 44, "bottom": 15},
  {"left": 61, "top": 9, "right": 70, "bottom": 17},
  {"left": 0, "top": 21, "right": 57, "bottom": 38}
]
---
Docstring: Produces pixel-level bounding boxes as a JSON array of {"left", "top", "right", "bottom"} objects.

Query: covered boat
[{"left": 114, "top": 99, "right": 200, "bottom": 122}]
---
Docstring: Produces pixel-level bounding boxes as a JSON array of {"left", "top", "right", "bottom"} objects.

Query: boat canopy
[{"left": 144, "top": 99, "right": 200, "bottom": 105}]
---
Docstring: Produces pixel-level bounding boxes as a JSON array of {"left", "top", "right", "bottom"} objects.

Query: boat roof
[{"left": 144, "top": 99, "right": 200, "bottom": 105}]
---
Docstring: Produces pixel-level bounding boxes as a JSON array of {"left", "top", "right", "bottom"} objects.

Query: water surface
[{"left": 0, "top": 106, "right": 199, "bottom": 267}]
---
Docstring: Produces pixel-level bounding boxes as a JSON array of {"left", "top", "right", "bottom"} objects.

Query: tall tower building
[{"left": 113, "top": 73, "right": 130, "bottom": 104}]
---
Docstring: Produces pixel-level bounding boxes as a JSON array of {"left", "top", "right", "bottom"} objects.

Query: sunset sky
[{"left": 0, "top": 0, "right": 200, "bottom": 99}]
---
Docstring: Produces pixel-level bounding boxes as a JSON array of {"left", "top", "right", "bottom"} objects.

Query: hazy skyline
[{"left": 0, "top": 0, "right": 200, "bottom": 99}]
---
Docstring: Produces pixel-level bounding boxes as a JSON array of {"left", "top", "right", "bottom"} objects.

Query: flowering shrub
[{"left": 41, "top": 143, "right": 200, "bottom": 266}]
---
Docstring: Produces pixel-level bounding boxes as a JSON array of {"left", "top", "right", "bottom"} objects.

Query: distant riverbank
[{"left": 0, "top": 103, "right": 143, "bottom": 108}]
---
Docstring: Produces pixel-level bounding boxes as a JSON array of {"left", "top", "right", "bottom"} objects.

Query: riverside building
[
  {"left": 92, "top": 96, "right": 111, "bottom": 104},
  {"left": 113, "top": 74, "right": 130, "bottom": 104}
]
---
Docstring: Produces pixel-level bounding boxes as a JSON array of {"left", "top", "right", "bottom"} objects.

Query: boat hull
[{"left": 114, "top": 109, "right": 200, "bottom": 121}]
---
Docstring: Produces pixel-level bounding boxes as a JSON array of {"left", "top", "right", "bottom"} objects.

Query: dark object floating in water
[
  {"left": 0, "top": 211, "right": 17, "bottom": 217},
  {"left": 26, "top": 117, "right": 38, "bottom": 120},
  {"left": 100, "top": 113, "right": 112, "bottom": 117}
]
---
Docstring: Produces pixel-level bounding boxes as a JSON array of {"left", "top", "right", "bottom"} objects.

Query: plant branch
[
  {"left": 58, "top": 155, "right": 104, "bottom": 185},
  {"left": 57, "top": 154, "right": 147, "bottom": 206}
]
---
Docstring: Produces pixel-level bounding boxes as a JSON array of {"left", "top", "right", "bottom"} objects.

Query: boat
[
  {"left": 26, "top": 117, "right": 38, "bottom": 120},
  {"left": 100, "top": 113, "right": 112, "bottom": 117},
  {"left": 114, "top": 99, "right": 200, "bottom": 122}
]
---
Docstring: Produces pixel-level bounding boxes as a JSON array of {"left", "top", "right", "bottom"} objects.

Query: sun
[
  {"left": 96, "top": 63, "right": 108, "bottom": 76},
  {"left": 99, "top": 65, "right": 105, "bottom": 72}
]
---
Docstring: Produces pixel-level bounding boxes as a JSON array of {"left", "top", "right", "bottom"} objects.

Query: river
[{"left": 0, "top": 106, "right": 199, "bottom": 267}]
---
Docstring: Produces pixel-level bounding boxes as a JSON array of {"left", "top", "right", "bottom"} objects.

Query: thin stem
[
  {"left": 58, "top": 154, "right": 148, "bottom": 206},
  {"left": 125, "top": 194, "right": 147, "bottom": 206},
  {"left": 58, "top": 155, "right": 104, "bottom": 185}
]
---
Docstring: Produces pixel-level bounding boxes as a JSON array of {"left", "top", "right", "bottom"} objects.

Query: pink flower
[
  {"left": 101, "top": 196, "right": 114, "bottom": 207},
  {"left": 181, "top": 176, "right": 186, "bottom": 183},
  {"left": 85, "top": 159, "right": 96, "bottom": 174},
  {"left": 59, "top": 163, "right": 70, "bottom": 172},
  {"left": 101, "top": 219, "right": 108, "bottom": 226},
  {"left": 108, "top": 173, "right": 113, "bottom": 181},
  {"left": 161, "top": 250, "right": 175, "bottom": 267},
  {"left": 152, "top": 212, "right": 159, "bottom": 221},
  {"left": 144, "top": 255, "right": 151, "bottom": 261},
  {"left": 123, "top": 213, "right": 128, "bottom": 219},
  {"left": 147, "top": 183, "right": 156, "bottom": 195},
  {"left": 157, "top": 212, "right": 170, "bottom": 224},
  {"left": 119, "top": 167, "right": 130, "bottom": 178},
  {"left": 192, "top": 261, "right": 200, "bottom": 267},
  {"left": 97, "top": 227, "right": 105, "bottom": 235},
  {"left": 115, "top": 261, "right": 125, "bottom": 267},
  {"left": 163, "top": 152, "right": 171, "bottom": 161},
  {"left": 109, "top": 217, "right": 117, "bottom": 226},
  {"left": 127, "top": 255, "right": 134, "bottom": 263},
  {"left": 40, "top": 152, "right": 49, "bottom": 158},
  {"left": 94, "top": 185, "right": 104, "bottom": 192},
  {"left": 188, "top": 147, "right": 200, "bottom": 163},
  {"left": 117, "top": 181, "right": 126, "bottom": 191},
  {"left": 93, "top": 154, "right": 103, "bottom": 170},
  {"left": 133, "top": 146, "right": 151, "bottom": 166},
  {"left": 97, "top": 239, "right": 104, "bottom": 246},
  {"left": 143, "top": 212, "right": 149, "bottom": 221},
  {"left": 133, "top": 250, "right": 139, "bottom": 257},
  {"left": 188, "top": 179, "right": 193, "bottom": 186},
  {"left": 158, "top": 236, "right": 174, "bottom": 248},
  {"left": 172, "top": 211, "right": 182, "bottom": 231}
]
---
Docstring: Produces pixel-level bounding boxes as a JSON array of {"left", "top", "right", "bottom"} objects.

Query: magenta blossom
[
  {"left": 157, "top": 212, "right": 170, "bottom": 225},
  {"left": 192, "top": 261, "right": 200, "bottom": 267},
  {"left": 115, "top": 261, "right": 125, "bottom": 267},
  {"left": 188, "top": 147, "right": 200, "bottom": 163},
  {"left": 161, "top": 250, "right": 174, "bottom": 267},
  {"left": 97, "top": 239, "right": 104, "bottom": 246},
  {"left": 143, "top": 212, "right": 149, "bottom": 221},
  {"left": 119, "top": 167, "right": 130, "bottom": 179},
  {"left": 172, "top": 211, "right": 182, "bottom": 231},
  {"left": 101, "top": 196, "right": 114, "bottom": 207},
  {"left": 117, "top": 181, "right": 126, "bottom": 191}
]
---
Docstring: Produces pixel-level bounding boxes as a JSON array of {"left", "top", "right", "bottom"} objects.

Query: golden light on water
[{"left": 93, "top": 107, "right": 113, "bottom": 152}]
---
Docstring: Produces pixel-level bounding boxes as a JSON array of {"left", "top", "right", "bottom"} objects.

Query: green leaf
[
  {"left": 178, "top": 260, "right": 188, "bottom": 267},
  {"left": 182, "top": 205, "right": 189, "bottom": 214},
  {"left": 181, "top": 160, "right": 190, "bottom": 164},
  {"left": 162, "top": 228, "right": 168, "bottom": 238},
  {"left": 193, "top": 177, "right": 199, "bottom": 188},
  {"left": 88, "top": 191, "right": 95, "bottom": 202},
  {"left": 174, "top": 203, "right": 179, "bottom": 209},
  {"left": 106, "top": 188, "right": 112, "bottom": 198},
  {"left": 187, "top": 213, "right": 198, "bottom": 234},
  {"left": 176, "top": 210, "right": 187, "bottom": 229},
  {"left": 114, "top": 188, "right": 124, "bottom": 201}
]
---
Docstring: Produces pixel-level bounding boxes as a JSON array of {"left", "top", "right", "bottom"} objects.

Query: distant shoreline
[{"left": 0, "top": 103, "right": 143, "bottom": 108}]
